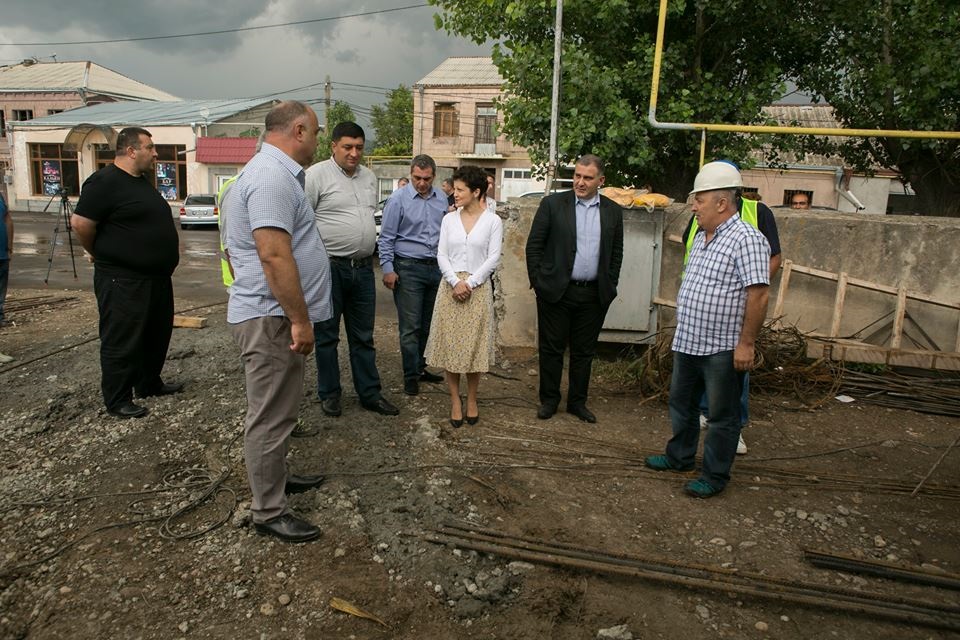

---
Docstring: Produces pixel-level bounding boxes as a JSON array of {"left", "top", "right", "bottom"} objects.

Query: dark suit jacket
[{"left": 525, "top": 191, "right": 624, "bottom": 307}]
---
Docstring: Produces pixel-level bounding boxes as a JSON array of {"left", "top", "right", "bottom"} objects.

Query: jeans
[
  {"left": 666, "top": 350, "right": 745, "bottom": 490},
  {"left": 392, "top": 258, "right": 441, "bottom": 382},
  {"left": 313, "top": 259, "right": 382, "bottom": 403},
  {"left": 699, "top": 371, "right": 750, "bottom": 427},
  {"left": 0, "top": 258, "right": 8, "bottom": 322}
]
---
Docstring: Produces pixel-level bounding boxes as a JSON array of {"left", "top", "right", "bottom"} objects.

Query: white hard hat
[{"left": 689, "top": 161, "right": 743, "bottom": 196}]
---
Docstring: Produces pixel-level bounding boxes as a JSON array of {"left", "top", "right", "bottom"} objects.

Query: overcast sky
[{"left": 0, "top": 1, "right": 491, "bottom": 128}]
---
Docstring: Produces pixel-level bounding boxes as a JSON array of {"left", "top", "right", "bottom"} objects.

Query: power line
[{"left": 0, "top": 4, "right": 430, "bottom": 47}]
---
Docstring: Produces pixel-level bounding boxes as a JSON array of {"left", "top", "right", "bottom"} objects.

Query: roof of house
[
  {"left": 752, "top": 104, "right": 846, "bottom": 168},
  {"left": 0, "top": 60, "right": 178, "bottom": 101},
  {"left": 196, "top": 137, "right": 258, "bottom": 164},
  {"left": 416, "top": 57, "right": 504, "bottom": 87},
  {"left": 9, "top": 98, "right": 275, "bottom": 128}
]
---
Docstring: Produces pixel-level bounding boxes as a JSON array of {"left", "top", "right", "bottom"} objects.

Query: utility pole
[
  {"left": 545, "top": 0, "right": 563, "bottom": 194},
  {"left": 324, "top": 75, "right": 331, "bottom": 137}
]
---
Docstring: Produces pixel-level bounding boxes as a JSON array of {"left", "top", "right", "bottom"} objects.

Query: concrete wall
[
  {"left": 495, "top": 200, "right": 960, "bottom": 357},
  {"left": 658, "top": 205, "right": 960, "bottom": 353}
]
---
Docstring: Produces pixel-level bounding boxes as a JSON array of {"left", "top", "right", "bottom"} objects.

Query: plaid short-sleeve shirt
[{"left": 673, "top": 215, "right": 770, "bottom": 355}]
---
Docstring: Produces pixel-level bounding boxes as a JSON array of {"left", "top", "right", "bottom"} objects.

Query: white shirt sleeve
[
  {"left": 467, "top": 213, "right": 503, "bottom": 289},
  {"left": 436, "top": 212, "right": 461, "bottom": 287}
]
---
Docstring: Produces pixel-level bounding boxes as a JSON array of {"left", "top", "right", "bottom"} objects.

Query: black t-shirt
[{"left": 75, "top": 164, "right": 180, "bottom": 277}]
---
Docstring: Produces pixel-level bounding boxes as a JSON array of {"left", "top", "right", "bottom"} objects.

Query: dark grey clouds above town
[{"left": 0, "top": 1, "right": 490, "bottom": 118}]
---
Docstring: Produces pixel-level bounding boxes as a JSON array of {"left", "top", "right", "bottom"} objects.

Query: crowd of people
[{"left": 61, "top": 100, "right": 777, "bottom": 542}]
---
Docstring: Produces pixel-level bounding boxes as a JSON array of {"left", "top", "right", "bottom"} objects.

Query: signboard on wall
[
  {"left": 42, "top": 160, "right": 62, "bottom": 195},
  {"left": 156, "top": 162, "right": 177, "bottom": 200}
]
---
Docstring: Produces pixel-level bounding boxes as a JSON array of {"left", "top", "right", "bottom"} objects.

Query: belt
[
  {"left": 570, "top": 279, "right": 598, "bottom": 287},
  {"left": 396, "top": 256, "right": 438, "bottom": 266},
  {"left": 329, "top": 255, "right": 372, "bottom": 268}
]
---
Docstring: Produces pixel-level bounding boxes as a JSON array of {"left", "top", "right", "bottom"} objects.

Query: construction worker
[{"left": 680, "top": 160, "right": 781, "bottom": 454}]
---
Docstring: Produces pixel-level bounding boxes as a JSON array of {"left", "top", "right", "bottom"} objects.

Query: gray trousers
[{"left": 231, "top": 316, "right": 303, "bottom": 523}]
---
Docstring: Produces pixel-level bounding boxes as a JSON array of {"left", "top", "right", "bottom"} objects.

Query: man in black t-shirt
[{"left": 72, "top": 127, "right": 182, "bottom": 418}]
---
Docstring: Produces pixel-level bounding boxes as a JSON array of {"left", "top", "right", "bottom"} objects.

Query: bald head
[{"left": 262, "top": 101, "right": 319, "bottom": 166}]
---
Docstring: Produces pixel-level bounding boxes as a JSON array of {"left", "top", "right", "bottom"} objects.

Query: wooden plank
[
  {"left": 772, "top": 260, "right": 793, "bottom": 319},
  {"left": 806, "top": 337, "right": 960, "bottom": 371},
  {"left": 653, "top": 296, "right": 677, "bottom": 309},
  {"left": 788, "top": 263, "right": 960, "bottom": 310},
  {"left": 667, "top": 233, "right": 683, "bottom": 244},
  {"left": 173, "top": 315, "right": 207, "bottom": 329},
  {"left": 890, "top": 285, "right": 908, "bottom": 349},
  {"left": 829, "top": 272, "right": 848, "bottom": 337}
]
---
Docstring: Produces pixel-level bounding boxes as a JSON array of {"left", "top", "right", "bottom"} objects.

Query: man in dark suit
[{"left": 525, "top": 155, "right": 624, "bottom": 423}]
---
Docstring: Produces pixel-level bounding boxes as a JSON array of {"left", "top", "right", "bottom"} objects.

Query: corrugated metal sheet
[
  {"left": 0, "top": 60, "right": 178, "bottom": 101},
  {"left": 416, "top": 57, "right": 503, "bottom": 87},
  {"left": 196, "top": 137, "right": 258, "bottom": 164},
  {"left": 10, "top": 98, "right": 275, "bottom": 127}
]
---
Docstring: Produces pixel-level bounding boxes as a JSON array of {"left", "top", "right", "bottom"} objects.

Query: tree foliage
[
  {"left": 432, "top": 0, "right": 960, "bottom": 214},
  {"left": 371, "top": 85, "right": 414, "bottom": 157},
  {"left": 431, "top": 0, "right": 793, "bottom": 198},
  {"left": 316, "top": 101, "right": 357, "bottom": 162},
  {"left": 780, "top": 0, "right": 960, "bottom": 216}
]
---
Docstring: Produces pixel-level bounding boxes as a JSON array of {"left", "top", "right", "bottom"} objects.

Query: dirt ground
[{"left": 0, "top": 287, "right": 958, "bottom": 640}]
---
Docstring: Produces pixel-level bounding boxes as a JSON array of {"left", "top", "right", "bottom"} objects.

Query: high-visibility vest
[
  {"left": 682, "top": 198, "right": 759, "bottom": 268},
  {"left": 217, "top": 176, "right": 239, "bottom": 288}
]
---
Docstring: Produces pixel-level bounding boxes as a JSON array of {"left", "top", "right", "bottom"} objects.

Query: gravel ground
[{"left": 0, "top": 288, "right": 958, "bottom": 639}]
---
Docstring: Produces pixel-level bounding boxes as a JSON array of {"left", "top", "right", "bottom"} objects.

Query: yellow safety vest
[
  {"left": 682, "top": 198, "right": 759, "bottom": 268},
  {"left": 217, "top": 176, "right": 239, "bottom": 288}
]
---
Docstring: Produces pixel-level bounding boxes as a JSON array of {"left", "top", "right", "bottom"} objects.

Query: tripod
[{"left": 43, "top": 188, "right": 78, "bottom": 284}]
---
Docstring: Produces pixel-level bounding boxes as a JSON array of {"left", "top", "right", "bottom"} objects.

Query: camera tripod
[{"left": 42, "top": 188, "right": 78, "bottom": 284}]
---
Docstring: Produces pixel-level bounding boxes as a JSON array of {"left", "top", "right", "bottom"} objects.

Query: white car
[{"left": 179, "top": 194, "right": 218, "bottom": 229}]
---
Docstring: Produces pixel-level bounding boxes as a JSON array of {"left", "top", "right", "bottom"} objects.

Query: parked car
[
  {"left": 374, "top": 198, "right": 387, "bottom": 242},
  {"left": 179, "top": 194, "right": 218, "bottom": 229}
]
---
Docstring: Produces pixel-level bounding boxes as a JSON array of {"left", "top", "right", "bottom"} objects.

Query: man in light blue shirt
[
  {"left": 225, "top": 101, "right": 332, "bottom": 543},
  {"left": 379, "top": 155, "right": 448, "bottom": 396}
]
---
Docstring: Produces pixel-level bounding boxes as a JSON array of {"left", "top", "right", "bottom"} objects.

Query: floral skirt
[{"left": 425, "top": 272, "right": 494, "bottom": 374}]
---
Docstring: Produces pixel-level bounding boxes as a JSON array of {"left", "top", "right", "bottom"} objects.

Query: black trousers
[
  {"left": 536, "top": 283, "right": 608, "bottom": 409},
  {"left": 94, "top": 270, "right": 174, "bottom": 410}
]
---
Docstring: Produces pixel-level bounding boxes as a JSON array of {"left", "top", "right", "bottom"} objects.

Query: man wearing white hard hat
[{"left": 645, "top": 161, "right": 770, "bottom": 498}]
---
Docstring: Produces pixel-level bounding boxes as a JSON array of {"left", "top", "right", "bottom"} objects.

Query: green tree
[
  {"left": 316, "top": 101, "right": 357, "bottom": 162},
  {"left": 371, "top": 85, "right": 414, "bottom": 156},
  {"left": 780, "top": 0, "right": 960, "bottom": 216},
  {"left": 431, "top": 0, "right": 793, "bottom": 198}
]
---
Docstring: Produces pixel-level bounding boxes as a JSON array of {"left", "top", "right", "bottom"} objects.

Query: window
[
  {"left": 503, "top": 169, "right": 533, "bottom": 180},
  {"left": 0, "top": 110, "right": 5, "bottom": 138},
  {"left": 30, "top": 143, "right": 80, "bottom": 196},
  {"left": 433, "top": 103, "right": 459, "bottom": 138},
  {"left": 474, "top": 104, "right": 497, "bottom": 145},
  {"left": 93, "top": 144, "right": 114, "bottom": 172},
  {"left": 47, "top": 109, "right": 64, "bottom": 116},
  {"left": 13, "top": 109, "right": 34, "bottom": 121},
  {"left": 151, "top": 144, "right": 187, "bottom": 200}
]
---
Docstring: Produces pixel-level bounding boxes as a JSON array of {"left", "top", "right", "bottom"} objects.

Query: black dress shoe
[
  {"left": 138, "top": 382, "right": 184, "bottom": 397},
  {"left": 567, "top": 405, "right": 597, "bottom": 423},
  {"left": 537, "top": 403, "right": 558, "bottom": 420},
  {"left": 253, "top": 513, "right": 321, "bottom": 543},
  {"left": 465, "top": 412, "right": 479, "bottom": 425},
  {"left": 107, "top": 401, "right": 149, "bottom": 419},
  {"left": 285, "top": 473, "right": 326, "bottom": 494},
  {"left": 449, "top": 418, "right": 463, "bottom": 428},
  {"left": 403, "top": 379, "right": 419, "bottom": 396},
  {"left": 361, "top": 397, "right": 400, "bottom": 416},
  {"left": 320, "top": 397, "right": 342, "bottom": 417},
  {"left": 419, "top": 370, "right": 444, "bottom": 383}
]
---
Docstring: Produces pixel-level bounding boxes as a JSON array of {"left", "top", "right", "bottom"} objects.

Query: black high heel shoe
[
  {"left": 465, "top": 413, "right": 479, "bottom": 425},
  {"left": 449, "top": 417, "right": 464, "bottom": 428}
]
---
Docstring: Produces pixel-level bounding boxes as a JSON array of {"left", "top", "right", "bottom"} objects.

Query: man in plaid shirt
[{"left": 646, "top": 162, "right": 770, "bottom": 498}]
